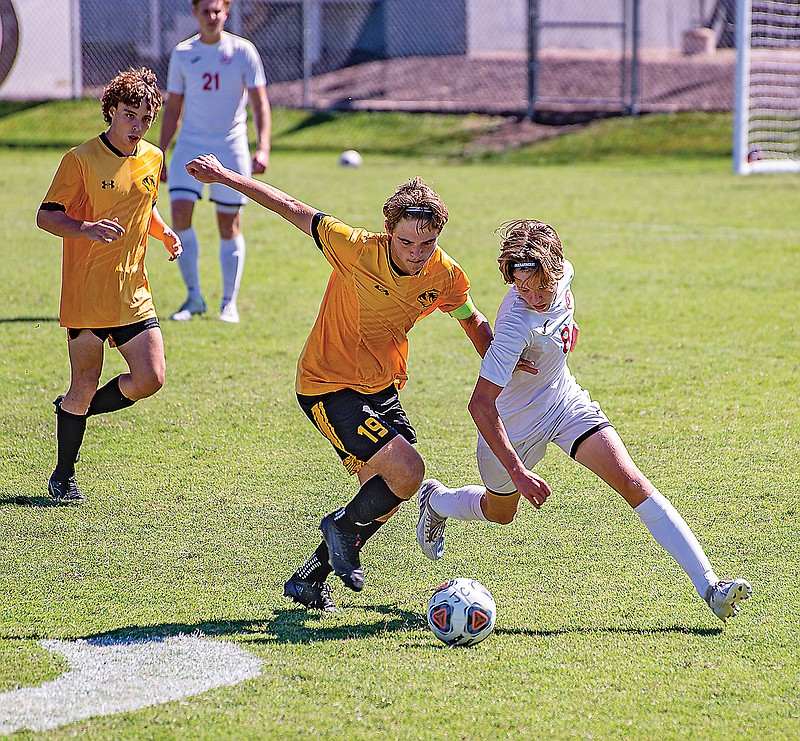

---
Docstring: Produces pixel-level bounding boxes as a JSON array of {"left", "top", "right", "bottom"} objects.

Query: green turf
[
  {"left": 0, "top": 99, "right": 732, "bottom": 162},
  {"left": 1, "top": 109, "right": 798, "bottom": 739}
]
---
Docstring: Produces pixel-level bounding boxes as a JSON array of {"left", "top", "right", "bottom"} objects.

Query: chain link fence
[{"left": 0, "top": 0, "right": 749, "bottom": 117}]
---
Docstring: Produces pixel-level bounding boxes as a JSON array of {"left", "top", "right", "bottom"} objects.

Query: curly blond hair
[
  {"left": 101, "top": 68, "right": 162, "bottom": 124},
  {"left": 382, "top": 177, "right": 449, "bottom": 233},
  {"left": 496, "top": 219, "right": 564, "bottom": 286}
]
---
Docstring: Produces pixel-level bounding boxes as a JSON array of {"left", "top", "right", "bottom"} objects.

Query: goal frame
[{"left": 733, "top": 0, "right": 800, "bottom": 174}]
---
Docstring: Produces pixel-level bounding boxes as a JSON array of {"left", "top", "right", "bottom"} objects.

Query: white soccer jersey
[
  {"left": 167, "top": 31, "right": 266, "bottom": 143},
  {"left": 479, "top": 259, "right": 581, "bottom": 442}
]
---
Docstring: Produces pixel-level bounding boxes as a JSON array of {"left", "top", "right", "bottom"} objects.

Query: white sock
[
  {"left": 430, "top": 484, "right": 487, "bottom": 521},
  {"left": 176, "top": 227, "right": 202, "bottom": 302},
  {"left": 220, "top": 235, "right": 246, "bottom": 306},
  {"left": 634, "top": 490, "right": 718, "bottom": 599}
]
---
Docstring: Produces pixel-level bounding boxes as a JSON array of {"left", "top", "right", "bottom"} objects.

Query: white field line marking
[{"left": 0, "top": 635, "right": 262, "bottom": 734}]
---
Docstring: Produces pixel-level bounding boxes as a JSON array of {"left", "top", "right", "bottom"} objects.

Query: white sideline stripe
[{"left": 0, "top": 636, "right": 262, "bottom": 734}]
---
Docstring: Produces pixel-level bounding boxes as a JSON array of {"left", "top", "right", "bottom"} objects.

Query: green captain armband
[{"left": 449, "top": 295, "right": 477, "bottom": 320}]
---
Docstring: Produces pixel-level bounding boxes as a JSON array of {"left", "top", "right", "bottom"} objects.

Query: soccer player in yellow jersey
[
  {"left": 186, "top": 153, "right": 493, "bottom": 611},
  {"left": 37, "top": 68, "right": 182, "bottom": 503}
]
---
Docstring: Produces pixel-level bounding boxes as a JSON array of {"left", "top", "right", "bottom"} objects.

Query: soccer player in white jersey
[
  {"left": 159, "top": 0, "right": 271, "bottom": 324},
  {"left": 416, "top": 219, "right": 752, "bottom": 623}
]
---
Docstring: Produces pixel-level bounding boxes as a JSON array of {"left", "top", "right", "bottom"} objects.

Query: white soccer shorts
[
  {"left": 168, "top": 135, "right": 252, "bottom": 209},
  {"left": 476, "top": 386, "right": 610, "bottom": 495}
]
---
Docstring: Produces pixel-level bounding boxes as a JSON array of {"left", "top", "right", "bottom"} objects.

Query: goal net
[{"left": 733, "top": 0, "right": 800, "bottom": 173}]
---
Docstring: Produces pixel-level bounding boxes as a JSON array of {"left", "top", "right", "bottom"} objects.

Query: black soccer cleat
[
  {"left": 47, "top": 472, "right": 85, "bottom": 503},
  {"left": 320, "top": 514, "right": 365, "bottom": 592},
  {"left": 283, "top": 577, "right": 339, "bottom": 613}
]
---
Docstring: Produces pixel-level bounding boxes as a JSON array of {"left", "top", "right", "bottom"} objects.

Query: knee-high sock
[
  {"left": 634, "top": 490, "right": 718, "bottom": 599},
  {"left": 55, "top": 406, "right": 86, "bottom": 478},
  {"left": 176, "top": 227, "right": 202, "bottom": 301},
  {"left": 333, "top": 476, "right": 405, "bottom": 533},
  {"left": 220, "top": 235, "right": 245, "bottom": 306},
  {"left": 87, "top": 375, "right": 135, "bottom": 417},
  {"left": 429, "top": 484, "right": 487, "bottom": 521}
]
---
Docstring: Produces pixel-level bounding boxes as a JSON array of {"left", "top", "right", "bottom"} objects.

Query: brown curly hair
[
  {"left": 382, "top": 177, "right": 449, "bottom": 233},
  {"left": 101, "top": 67, "right": 162, "bottom": 125},
  {"left": 496, "top": 219, "right": 564, "bottom": 286}
]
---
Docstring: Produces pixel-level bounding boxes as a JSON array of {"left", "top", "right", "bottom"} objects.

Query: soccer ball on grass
[
  {"left": 427, "top": 578, "right": 496, "bottom": 647},
  {"left": 338, "top": 149, "right": 363, "bottom": 167}
]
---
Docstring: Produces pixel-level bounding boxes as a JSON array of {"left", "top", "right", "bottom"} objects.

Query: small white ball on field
[{"left": 339, "top": 149, "right": 363, "bottom": 168}]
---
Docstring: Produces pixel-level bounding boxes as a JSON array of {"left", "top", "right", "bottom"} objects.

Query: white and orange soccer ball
[{"left": 427, "top": 578, "right": 496, "bottom": 647}]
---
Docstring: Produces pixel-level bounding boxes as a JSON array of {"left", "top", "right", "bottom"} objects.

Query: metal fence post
[
  {"left": 302, "top": 0, "right": 311, "bottom": 109},
  {"left": 527, "top": 0, "right": 539, "bottom": 120},
  {"left": 630, "top": 0, "right": 641, "bottom": 115},
  {"left": 70, "top": 0, "right": 82, "bottom": 99}
]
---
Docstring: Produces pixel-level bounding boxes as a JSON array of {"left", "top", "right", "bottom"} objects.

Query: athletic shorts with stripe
[
  {"left": 477, "top": 385, "right": 610, "bottom": 495},
  {"left": 296, "top": 385, "right": 417, "bottom": 475}
]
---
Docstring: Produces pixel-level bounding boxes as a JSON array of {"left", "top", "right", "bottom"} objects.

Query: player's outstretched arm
[
  {"left": 186, "top": 154, "right": 315, "bottom": 235},
  {"left": 468, "top": 376, "right": 552, "bottom": 509},
  {"left": 36, "top": 209, "right": 126, "bottom": 243}
]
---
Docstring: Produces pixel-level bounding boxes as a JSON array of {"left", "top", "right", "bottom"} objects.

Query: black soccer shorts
[
  {"left": 67, "top": 317, "right": 160, "bottom": 348},
  {"left": 296, "top": 385, "right": 417, "bottom": 475}
]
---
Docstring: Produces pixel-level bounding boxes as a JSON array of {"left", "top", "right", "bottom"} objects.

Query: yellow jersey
[
  {"left": 296, "top": 214, "right": 472, "bottom": 396},
  {"left": 40, "top": 134, "right": 162, "bottom": 328}
]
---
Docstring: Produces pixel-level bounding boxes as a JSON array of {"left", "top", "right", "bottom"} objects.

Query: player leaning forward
[
  {"left": 37, "top": 68, "right": 182, "bottom": 502},
  {"left": 186, "top": 154, "right": 493, "bottom": 611},
  {"left": 416, "top": 219, "right": 752, "bottom": 622}
]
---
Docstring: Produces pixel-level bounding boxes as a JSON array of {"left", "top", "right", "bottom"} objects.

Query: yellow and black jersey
[
  {"left": 40, "top": 134, "right": 162, "bottom": 328},
  {"left": 296, "top": 214, "right": 473, "bottom": 396}
]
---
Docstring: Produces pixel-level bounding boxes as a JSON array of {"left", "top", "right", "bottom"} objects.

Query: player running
[
  {"left": 160, "top": 0, "right": 271, "bottom": 324},
  {"left": 37, "top": 68, "right": 182, "bottom": 503},
  {"left": 185, "top": 154, "right": 493, "bottom": 611},
  {"left": 416, "top": 218, "right": 752, "bottom": 622}
]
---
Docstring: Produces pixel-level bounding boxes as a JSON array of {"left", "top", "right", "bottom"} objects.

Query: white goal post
[{"left": 733, "top": 0, "right": 800, "bottom": 174}]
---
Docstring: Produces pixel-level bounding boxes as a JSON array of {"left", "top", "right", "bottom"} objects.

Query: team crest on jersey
[
  {"left": 142, "top": 175, "right": 156, "bottom": 192},
  {"left": 416, "top": 289, "right": 440, "bottom": 309},
  {"left": 219, "top": 50, "right": 233, "bottom": 65}
]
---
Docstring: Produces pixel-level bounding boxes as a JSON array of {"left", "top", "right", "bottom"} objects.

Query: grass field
[{"left": 0, "top": 104, "right": 799, "bottom": 739}]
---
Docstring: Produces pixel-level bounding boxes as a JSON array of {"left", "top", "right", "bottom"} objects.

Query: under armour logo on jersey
[
  {"left": 416, "top": 289, "right": 440, "bottom": 309},
  {"left": 142, "top": 175, "right": 156, "bottom": 192},
  {"left": 374, "top": 284, "right": 390, "bottom": 296},
  {"left": 101, "top": 180, "right": 116, "bottom": 190}
]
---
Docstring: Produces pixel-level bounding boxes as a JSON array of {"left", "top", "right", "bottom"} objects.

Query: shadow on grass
[
  {"left": 0, "top": 316, "right": 59, "bottom": 324},
  {"left": 495, "top": 624, "right": 722, "bottom": 637},
  {"left": 3, "top": 610, "right": 720, "bottom": 646},
  {"left": 47, "top": 606, "right": 430, "bottom": 647},
  {"left": 0, "top": 496, "right": 77, "bottom": 508}
]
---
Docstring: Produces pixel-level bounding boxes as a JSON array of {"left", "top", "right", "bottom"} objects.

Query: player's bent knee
[
  {"left": 132, "top": 371, "right": 164, "bottom": 399},
  {"left": 483, "top": 492, "right": 520, "bottom": 525}
]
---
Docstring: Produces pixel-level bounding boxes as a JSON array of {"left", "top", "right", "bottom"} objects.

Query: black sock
[
  {"left": 335, "top": 477, "right": 405, "bottom": 532},
  {"left": 87, "top": 375, "right": 135, "bottom": 417},
  {"left": 293, "top": 541, "right": 334, "bottom": 583},
  {"left": 54, "top": 406, "right": 87, "bottom": 478}
]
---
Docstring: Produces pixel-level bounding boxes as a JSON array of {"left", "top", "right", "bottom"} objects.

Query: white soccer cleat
[
  {"left": 218, "top": 303, "right": 240, "bottom": 323},
  {"left": 706, "top": 578, "right": 752, "bottom": 622},
  {"left": 170, "top": 298, "right": 207, "bottom": 322},
  {"left": 416, "top": 479, "right": 447, "bottom": 560}
]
